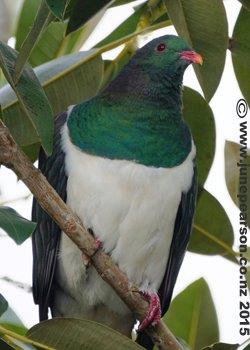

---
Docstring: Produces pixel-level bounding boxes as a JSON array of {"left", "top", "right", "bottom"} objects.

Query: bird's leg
[{"left": 138, "top": 292, "right": 161, "bottom": 331}]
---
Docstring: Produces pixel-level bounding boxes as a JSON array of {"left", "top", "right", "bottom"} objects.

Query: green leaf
[
  {"left": 153, "top": 12, "right": 169, "bottom": 25},
  {"left": 245, "top": 248, "right": 250, "bottom": 261},
  {"left": 0, "top": 325, "right": 50, "bottom": 350},
  {"left": 15, "top": 0, "right": 41, "bottom": 53},
  {"left": 25, "top": 22, "right": 73, "bottom": 67},
  {"left": 238, "top": 0, "right": 250, "bottom": 10},
  {"left": 101, "top": 56, "right": 133, "bottom": 90},
  {"left": 46, "top": 0, "right": 69, "bottom": 19},
  {"left": 13, "top": 0, "right": 52, "bottom": 84},
  {"left": 15, "top": 0, "right": 97, "bottom": 68},
  {"left": 0, "top": 294, "right": 8, "bottom": 318},
  {"left": 28, "top": 318, "right": 144, "bottom": 349},
  {"left": 224, "top": 141, "right": 240, "bottom": 205},
  {"left": 0, "top": 305, "right": 27, "bottom": 336},
  {"left": 202, "top": 343, "right": 239, "bottom": 350},
  {"left": 21, "top": 143, "right": 41, "bottom": 163},
  {"left": 0, "top": 41, "right": 54, "bottom": 155},
  {"left": 96, "top": 3, "right": 148, "bottom": 47},
  {"left": 0, "top": 307, "right": 36, "bottom": 349},
  {"left": 101, "top": 60, "right": 116, "bottom": 89},
  {"left": 0, "top": 206, "right": 36, "bottom": 244},
  {"left": 61, "top": 0, "right": 78, "bottom": 20},
  {"left": 163, "top": 278, "right": 219, "bottom": 350},
  {"left": 224, "top": 141, "right": 250, "bottom": 229},
  {"left": 0, "top": 50, "right": 103, "bottom": 152},
  {"left": 112, "top": 0, "right": 142, "bottom": 5},
  {"left": 188, "top": 190, "right": 236, "bottom": 262},
  {"left": 247, "top": 267, "right": 250, "bottom": 292},
  {"left": 0, "top": 69, "right": 7, "bottom": 88},
  {"left": 231, "top": 7, "right": 250, "bottom": 106},
  {"left": 165, "top": 0, "right": 228, "bottom": 101},
  {"left": 26, "top": 18, "right": 105, "bottom": 68},
  {"left": 66, "top": 0, "right": 113, "bottom": 34},
  {"left": 61, "top": 6, "right": 108, "bottom": 54},
  {"left": 96, "top": 1, "right": 170, "bottom": 48},
  {"left": 183, "top": 87, "right": 215, "bottom": 186}
]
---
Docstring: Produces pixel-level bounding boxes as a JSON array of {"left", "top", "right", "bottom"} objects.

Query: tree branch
[{"left": 0, "top": 119, "right": 182, "bottom": 350}]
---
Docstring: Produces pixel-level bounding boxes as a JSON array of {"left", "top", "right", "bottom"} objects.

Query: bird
[{"left": 32, "top": 34, "right": 201, "bottom": 349}]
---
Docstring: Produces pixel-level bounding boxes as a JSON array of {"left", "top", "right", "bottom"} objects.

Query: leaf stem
[
  {"left": 0, "top": 325, "right": 55, "bottom": 350},
  {"left": 188, "top": 288, "right": 201, "bottom": 349}
]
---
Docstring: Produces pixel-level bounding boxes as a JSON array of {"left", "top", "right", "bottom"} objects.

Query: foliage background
[{"left": 0, "top": 0, "right": 249, "bottom": 349}]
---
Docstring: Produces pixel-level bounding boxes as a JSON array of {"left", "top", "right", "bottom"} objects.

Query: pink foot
[
  {"left": 94, "top": 237, "right": 102, "bottom": 250},
  {"left": 138, "top": 292, "right": 161, "bottom": 331}
]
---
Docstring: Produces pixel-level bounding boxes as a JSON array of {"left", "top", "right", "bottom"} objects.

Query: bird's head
[
  {"left": 133, "top": 35, "right": 203, "bottom": 85},
  {"left": 102, "top": 35, "right": 203, "bottom": 103}
]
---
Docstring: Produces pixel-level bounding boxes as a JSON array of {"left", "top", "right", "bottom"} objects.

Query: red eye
[{"left": 156, "top": 43, "right": 166, "bottom": 52}]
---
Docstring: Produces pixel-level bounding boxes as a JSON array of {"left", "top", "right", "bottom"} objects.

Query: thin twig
[{"left": 0, "top": 119, "right": 182, "bottom": 350}]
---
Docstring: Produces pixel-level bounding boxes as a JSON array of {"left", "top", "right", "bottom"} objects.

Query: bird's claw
[
  {"left": 82, "top": 237, "right": 102, "bottom": 266},
  {"left": 94, "top": 237, "right": 102, "bottom": 250},
  {"left": 138, "top": 292, "right": 161, "bottom": 331}
]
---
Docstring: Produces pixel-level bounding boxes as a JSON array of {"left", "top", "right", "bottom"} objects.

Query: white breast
[{"left": 57, "top": 123, "right": 196, "bottom": 314}]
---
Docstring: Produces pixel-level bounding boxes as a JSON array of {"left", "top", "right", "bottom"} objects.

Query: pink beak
[{"left": 180, "top": 50, "right": 203, "bottom": 65}]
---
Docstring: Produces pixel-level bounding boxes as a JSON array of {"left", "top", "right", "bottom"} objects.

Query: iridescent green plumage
[{"left": 67, "top": 35, "right": 193, "bottom": 168}]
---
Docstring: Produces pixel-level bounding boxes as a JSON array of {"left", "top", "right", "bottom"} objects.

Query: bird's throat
[{"left": 102, "top": 63, "right": 183, "bottom": 112}]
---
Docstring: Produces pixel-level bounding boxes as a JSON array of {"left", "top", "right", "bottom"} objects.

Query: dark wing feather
[
  {"left": 32, "top": 112, "right": 68, "bottom": 321},
  {"left": 137, "top": 164, "right": 197, "bottom": 350}
]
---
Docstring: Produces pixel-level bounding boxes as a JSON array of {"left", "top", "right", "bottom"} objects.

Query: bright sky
[{"left": 0, "top": 0, "right": 249, "bottom": 348}]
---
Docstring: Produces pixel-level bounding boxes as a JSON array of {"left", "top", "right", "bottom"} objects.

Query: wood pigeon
[{"left": 32, "top": 35, "right": 201, "bottom": 349}]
